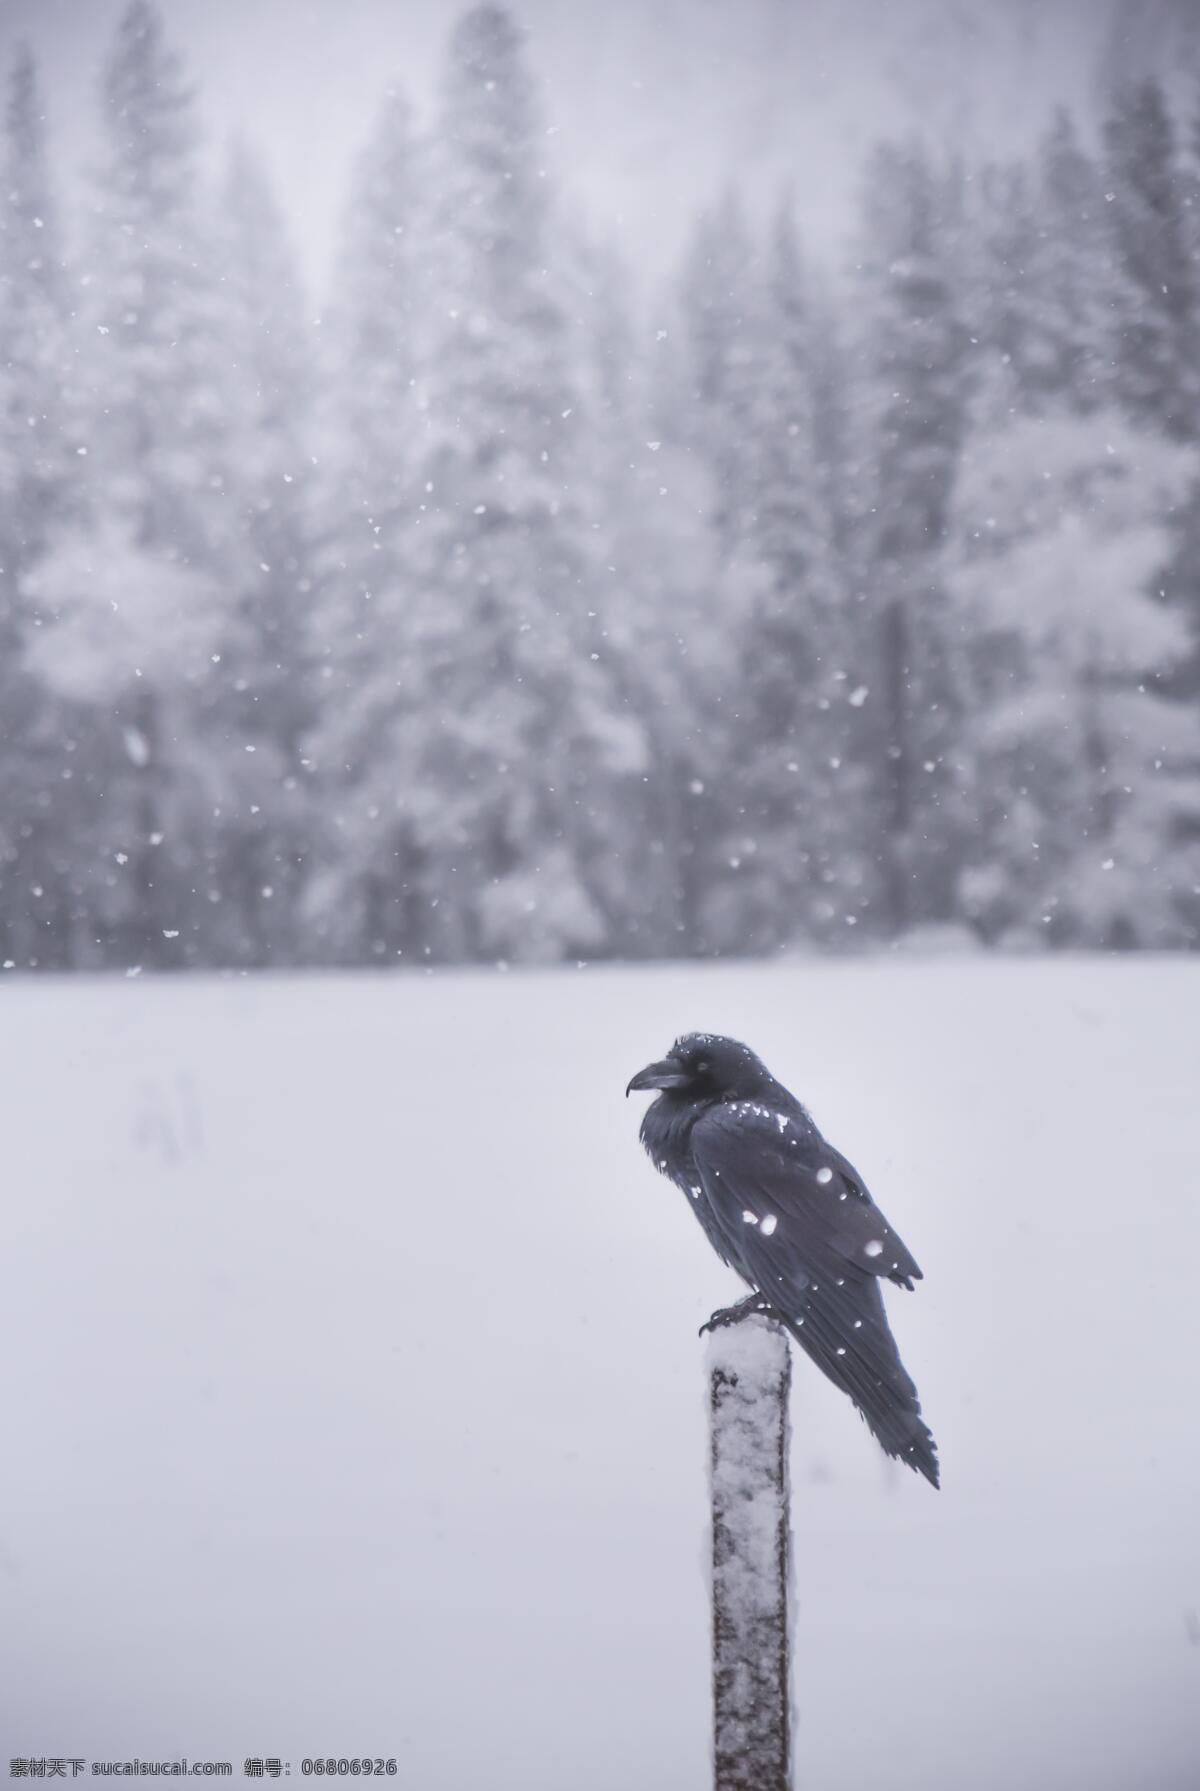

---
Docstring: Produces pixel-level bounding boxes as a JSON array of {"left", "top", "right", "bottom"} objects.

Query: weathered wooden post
[{"left": 707, "top": 1312, "right": 792, "bottom": 1791}]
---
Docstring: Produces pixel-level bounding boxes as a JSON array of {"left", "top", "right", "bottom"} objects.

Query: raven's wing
[
  {"left": 691, "top": 1101, "right": 939, "bottom": 1487},
  {"left": 815, "top": 1142, "right": 923, "bottom": 1287},
  {"left": 692, "top": 1101, "right": 923, "bottom": 1289}
]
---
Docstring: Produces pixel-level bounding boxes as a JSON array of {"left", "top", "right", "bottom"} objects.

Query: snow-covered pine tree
[
  {"left": 675, "top": 189, "right": 764, "bottom": 559},
  {"left": 304, "top": 84, "right": 424, "bottom": 963},
  {"left": 960, "top": 117, "right": 1113, "bottom": 423},
  {"left": 0, "top": 44, "right": 80, "bottom": 967},
  {"left": 698, "top": 200, "right": 866, "bottom": 950},
  {"left": 399, "top": 3, "right": 644, "bottom": 963},
  {"left": 805, "top": 270, "right": 858, "bottom": 567},
  {"left": 854, "top": 139, "right": 974, "bottom": 936},
  {"left": 658, "top": 192, "right": 763, "bottom": 951},
  {"left": 1167, "top": 86, "right": 1200, "bottom": 701},
  {"left": 0, "top": 44, "right": 71, "bottom": 577},
  {"left": 967, "top": 157, "right": 1043, "bottom": 421},
  {"left": 950, "top": 411, "right": 1200, "bottom": 946},
  {"left": 211, "top": 142, "right": 318, "bottom": 963},
  {"left": 23, "top": 0, "right": 232, "bottom": 966},
  {"left": 1032, "top": 108, "right": 1114, "bottom": 413},
  {"left": 609, "top": 247, "right": 734, "bottom": 959},
  {"left": 948, "top": 104, "right": 1200, "bottom": 946},
  {"left": 1104, "top": 77, "right": 1198, "bottom": 441},
  {"left": 548, "top": 224, "right": 692, "bottom": 958}
]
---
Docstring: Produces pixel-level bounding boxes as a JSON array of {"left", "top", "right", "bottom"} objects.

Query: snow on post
[{"left": 707, "top": 1312, "right": 792, "bottom": 1791}]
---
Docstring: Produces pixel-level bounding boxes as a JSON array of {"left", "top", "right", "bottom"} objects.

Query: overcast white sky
[{"left": 0, "top": 0, "right": 1191, "bottom": 301}]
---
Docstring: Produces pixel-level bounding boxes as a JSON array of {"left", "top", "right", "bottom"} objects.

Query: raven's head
[{"left": 626, "top": 1032, "right": 771, "bottom": 1103}]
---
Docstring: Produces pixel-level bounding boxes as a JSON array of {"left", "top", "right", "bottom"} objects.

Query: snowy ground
[{"left": 2, "top": 958, "right": 1198, "bottom": 1789}]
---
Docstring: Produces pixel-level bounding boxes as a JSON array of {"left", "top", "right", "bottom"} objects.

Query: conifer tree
[
  {"left": 1033, "top": 108, "right": 1113, "bottom": 412},
  {"left": 399, "top": 3, "right": 644, "bottom": 962},
  {"left": 675, "top": 189, "right": 763, "bottom": 556},
  {"left": 951, "top": 412, "right": 1200, "bottom": 945},
  {"left": 855, "top": 139, "right": 973, "bottom": 933},
  {"left": 665, "top": 192, "right": 763, "bottom": 946},
  {"left": 0, "top": 45, "right": 78, "bottom": 966},
  {"left": 969, "top": 158, "right": 1042, "bottom": 418},
  {"left": 211, "top": 143, "right": 318, "bottom": 962},
  {"left": 703, "top": 202, "right": 864, "bottom": 948},
  {"left": 24, "top": 0, "right": 231, "bottom": 965},
  {"left": 304, "top": 86, "right": 422, "bottom": 962},
  {"left": 1104, "top": 78, "right": 1197, "bottom": 441},
  {"left": 0, "top": 44, "right": 70, "bottom": 576},
  {"left": 552, "top": 226, "right": 690, "bottom": 957}
]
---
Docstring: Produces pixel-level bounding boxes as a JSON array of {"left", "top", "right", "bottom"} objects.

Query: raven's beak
[{"left": 626, "top": 1056, "right": 689, "bottom": 1097}]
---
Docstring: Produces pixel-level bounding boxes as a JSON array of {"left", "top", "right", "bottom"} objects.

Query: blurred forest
[{"left": 2, "top": 0, "right": 1200, "bottom": 970}]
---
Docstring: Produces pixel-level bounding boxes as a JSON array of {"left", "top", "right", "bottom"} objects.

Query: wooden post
[{"left": 707, "top": 1312, "right": 792, "bottom": 1791}]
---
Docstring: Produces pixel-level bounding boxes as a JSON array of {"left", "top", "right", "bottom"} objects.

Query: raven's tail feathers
[{"left": 780, "top": 1281, "right": 940, "bottom": 1489}]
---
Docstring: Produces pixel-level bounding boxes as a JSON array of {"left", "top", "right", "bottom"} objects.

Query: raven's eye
[{"left": 696, "top": 1059, "right": 710, "bottom": 1074}]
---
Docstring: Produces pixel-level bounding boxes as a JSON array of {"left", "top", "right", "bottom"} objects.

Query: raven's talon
[{"left": 699, "top": 1293, "right": 772, "bottom": 1336}]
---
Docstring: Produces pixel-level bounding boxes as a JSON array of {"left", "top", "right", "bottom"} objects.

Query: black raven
[{"left": 628, "top": 1031, "right": 939, "bottom": 1488}]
